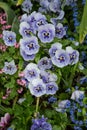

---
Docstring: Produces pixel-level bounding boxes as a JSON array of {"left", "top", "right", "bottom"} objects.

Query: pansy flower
[
  {"left": 20, "top": 36, "right": 40, "bottom": 55},
  {"left": 19, "top": 22, "right": 36, "bottom": 38},
  {"left": 31, "top": 116, "right": 52, "bottom": 130},
  {"left": 38, "top": 57, "right": 52, "bottom": 70},
  {"left": 20, "top": 48, "right": 35, "bottom": 61},
  {"left": 28, "top": 79, "right": 46, "bottom": 97},
  {"left": 49, "top": 42, "right": 62, "bottom": 57},
  {"left": 21, "top": 0, "right": 33, "bottom": 13},
  {"left": 3, "top": 60, "right": 17, "bottom": 75},
  {"left": 66, "top": 46, "right": 79, "bottom": 65},
  {"left": 24, "top": 63, "right": 40, "bottom": 82},
  {"left": 55, "top": 23, "right": 66, "bottom": 39},
  {"left": 56, "top": 100, "right": 70, "bottom": 112},
  {"left": 3, "top": 30, "right": 16, "bottom": 46},
  {"left": 71, "top": 90, "right": 84, "bottom": 101},
  {"left": 46, "top": 82, "right": 58, "bottom": 95},
  {"left": 51, "top": 49, "right": 70, "bottom": 68},
  {"left": 38, "top": 24, "right": 55, "bottom": 43},
  {"left": 34, "top": 12, "right": 47, "bottom": 30}
]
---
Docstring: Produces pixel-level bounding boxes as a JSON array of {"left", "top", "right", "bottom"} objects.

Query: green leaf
[
  {"left": 53, "top": 125, "right": 62, "bottom": 130},
  {"left": 11, "top": 16, "right": 20, "bottom": 34},
  {"left": 0, "top": 2, "right": 15, "bottom": 24},
  {"left": 79, "top": 0, "right": 87, "bottom": 43}
]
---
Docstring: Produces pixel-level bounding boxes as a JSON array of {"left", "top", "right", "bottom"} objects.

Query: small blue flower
[
  {"left": 24, "top": 63, "right": 40, "bottom": 82},
  {"left": 48, "top": 96, "right": 57, "bottom": 103},
  {"left": 51, "top": 49, "right": 70, "bottom": 68},
  {"left": 46, "top": 82, "right": 58, "bottom": 95},
  {"left": 3, "top": 60, "right": 17, "bottom": 75},
  {"left": 38, "top": 24, "right": 55, "bottom": 43},
  {"left": 38, "top": 57, "right": 52, "bottom": 70},
  {"left": 20, "top": 48, "right": 35, "bottom": 61},
  {"left": 3, "top": 30, "right": 16, "bottom": 46},
  {"left": 28, "top": 79, "right": 46, "bottom": 97},
  {"left": 21, "top": 0, "right": 33, "bottom": 13},
  {"left": 20, "top": 36, "right": 40, "bottom": 55},
  {"left": 49, "top": 42, "right": 62, "bottom": 57},
  {"left": 31, "top": 116, "right": 52, "bottom": 130},
  {"left": 19, "top": 22, "right": 36, "bottom": 37}
]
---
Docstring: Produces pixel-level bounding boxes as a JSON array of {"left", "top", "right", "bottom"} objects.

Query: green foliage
[
  {"left": 79, "top": 0, "right": 87, "bottom": 43},
  {"left": 0, "top": 2, "right": 15, "bottom": 24}
]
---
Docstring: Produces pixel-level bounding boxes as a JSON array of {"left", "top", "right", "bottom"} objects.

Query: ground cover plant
[{"left": 0, "top": 0, "right": 87, "bottom": 130}]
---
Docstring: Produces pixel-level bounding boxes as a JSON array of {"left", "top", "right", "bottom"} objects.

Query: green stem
[{"left": 34, "top": 97, "right": 40, "bottom": 118}]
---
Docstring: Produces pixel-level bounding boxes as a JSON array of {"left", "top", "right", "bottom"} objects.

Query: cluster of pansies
[{"left": 0, "top": 0, "right": 87, "bottom": 130}]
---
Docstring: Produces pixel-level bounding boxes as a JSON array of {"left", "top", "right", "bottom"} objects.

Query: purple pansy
[
  {"left": 50, "top": 10, "right": 65, "bottom": 25},
  {"left": 66, "top": 46, "right": 79, "bottom": 65},
  {"left": 46, "top": 82, "right": 58, "bottom": 95},
  {"left": 55, "top": 23, "right": 66, "bottom": 39},
  {"left": 34, "top": 12, "right": 47, "bottom": 30},
  {"left": 27, "top": 11, "right": 36, "bottom": 27},
  {"left": 28, "top": 79, "right": 46, "bottom": 97},
  {"left": 3, "top": 30, "right": 16, "bottom": 46},
  {"left": 24, "top": 63, "right": 40, "bottom": 82},
  {"left": 31, "top": 116, "right": 52, "bottom": 130},
  {"left": 20, "top": 13, "right": 28, "bottom": 23},
  {"left": 21, "top": 0, "right": 33, "bottom": 13},
  {"left": 20, "top": 48, "right": 35, "bottom": 61},
  {"left": 19, "top": 22, "right": 36, "bottom": 38},
  {"left": 49, "top": 42, "right": 62, "bottom": 57},
  {"left": 38, "top": 57, "right": 52, "bottom": 70},
  {"left": 20, "top": 36, "right": 40, "bottom": 55},
  {"left": 51, "top": 49, "right": 70, "bottom": 68},
  {"left": 3, "top": 60, "right": 17, "bottom": 75},
  {"left": 49, "top": 0, "right": 61, "bottom": 13},
  {"left": 40, "top": 70, "right": 49, "bottom": 83},
  {"left": 38, "top": 24, "right": 55, "bottom": 43}
]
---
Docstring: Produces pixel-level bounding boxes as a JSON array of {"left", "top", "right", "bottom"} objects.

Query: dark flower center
[
  {"left": 48, "top": 85, "right": 53, "bottom": 90},
  {"left": 7, "top": 65, "right": 12, "bottom": 70},
  {"left": 8, "top": 36, "right": 13, "bottom": 42},
  {"left": 58, "top": 56, "right": 65, "bottom": 62},
  {"left": 29, "top": 71, "right": 35, "bottom": 77},
  {"left": 25, "top": 29, "right": 31, "bottom": 35},
  {"left": 70, "top": 52, "right": 76, "bottom": 60},
  {"left": 43, "top": 32, "right": 49, "bottom": 38},
  {"left": 28, "top": 43, "right": 34, "bottom": 49},
  {"left": 37, "top": 20, "right": 44, "bottom": 26},
  {"left": 42, "top": 60, "right": 48, "bottom": 65},
  {"left": 36, "top": 85, "right": 42, "bottom": 92},
  {"left": 56, "top": 28, "right": 62, "bottom": 34}
]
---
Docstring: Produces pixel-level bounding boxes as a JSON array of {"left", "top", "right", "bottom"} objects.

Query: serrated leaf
[
  {"left": 79, "top": 0, "right": 87, "bottom": 43},
  {"left": 0, "top": 2, "right": 15, "bottom": 25}
]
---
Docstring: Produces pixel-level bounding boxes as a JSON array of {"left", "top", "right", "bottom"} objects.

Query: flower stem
[{"left": 34, "top": 97, "right": 40, "bottom": 118}]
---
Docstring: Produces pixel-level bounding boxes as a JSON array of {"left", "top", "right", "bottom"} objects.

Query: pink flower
[
  {"left": 14, "top": 43, "right": 20, "bottom": 48},
  {"left": 17, "top": 87, "right": 23, "bottom": 94},
  {"left": 0, "top": 113, "right": 11, "bottom": 129},
  {"left": 17, "top": 79, "right": 26, "bottom": 86}
]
